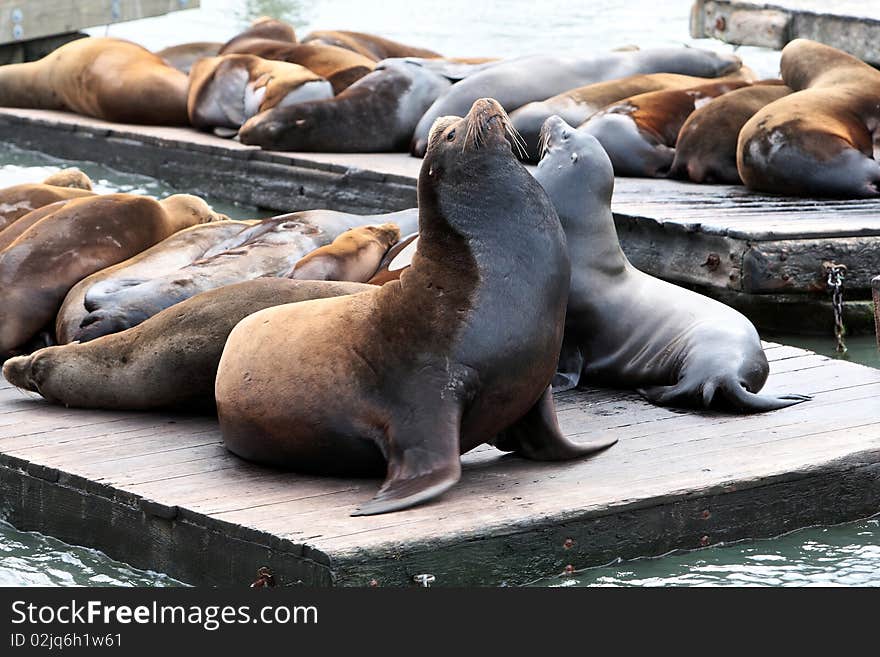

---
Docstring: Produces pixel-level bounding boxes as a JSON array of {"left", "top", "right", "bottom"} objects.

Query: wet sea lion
[
  {"left": 216, "top": 99, "right": 615, "bottom": 516},
  {"left": 0, "top": 194, "right": 222, "bottom": 356},
  {"left": 291, "top": 223, "right": 400, "bottom": 281},
  {"left": 56, "top": 220, "right": 252, "bottom": 344},
  {"left": 580, "top": 78, "right": 751, "bottom": 177},
  {"left": 738, "top": 39, "right": 880, "bottom": 198},
  {"left": 187, "top": 54, "right": 333, "bottom": 135},
  {"left": 0, "top": 37, "right": 189, "bottom": 124},
  {"left": 366, "top": 232, "right": 419, "bottom": 285},
  {"left": 155, "top": 41, "right": 223, "bottom": 74},
  {"left": 511, "top": 73, "right": 733, "bottom": 162},
  {"left": 76, "top": 209, "right": 419, "bottom": 341},
  {"left": 220, "top": 17, "right": 297, "bottom": 52},
  {"left": 669, "top": 81, "right": 790, "bottom": 184},
  {"left": 410, "top": 47, "right": 743, "bottom": 156},
  {"left": 239, "top": 58, "right": 453, "bottom": 152},
  {"left": 4, "top": 279, "right": 371, "bottom": 411},
  {"left": 535, "top": 116, "right": 809, "bottom": 412},
  {"left": 220, "top": 38, "right": 375, "bottom": 94},
  {"left": 0, "top": 169, "right": 94, "bottom": 232},
  {"left": 302, "top": 30, "right": 442, "bottom": 60}
]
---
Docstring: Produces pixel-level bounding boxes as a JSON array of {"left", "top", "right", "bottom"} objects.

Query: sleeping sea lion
[
  {"left": 291, "top": 223, "right": 400, "bottom": 281},
  {"left": 0, "top": 169, "right": 94, "bottom": 233}
]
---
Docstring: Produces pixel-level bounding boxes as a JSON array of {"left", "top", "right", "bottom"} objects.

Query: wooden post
[{"left": 873, "top": 275, "right": 880, "bottom": 350}]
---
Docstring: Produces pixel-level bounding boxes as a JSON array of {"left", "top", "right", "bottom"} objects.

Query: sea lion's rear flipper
[
  {"left": 494, "top": 386, "right": 617, "bottom": 460},
  {"left": 639, "top": 376, "right": 811, "bottom": 414},
  {"left": 552, "top": 337, "right": 584, "bottom": 392},
  {"left": 716, "top": 377, "right": 811, "bottom": 414},
  {"left": 351, "top": 402, "right": 463, "bottom": 516}
]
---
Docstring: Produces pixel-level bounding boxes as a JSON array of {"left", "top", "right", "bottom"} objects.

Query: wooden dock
[
  {"left": 1, "top": 107, "right": 877, "bottom": 335},
  {"left": 690, "top": 0, "right": 880, "bottom": 65},
  {"left": 1, "top": 342, "right": 879, "bottom": 586}
]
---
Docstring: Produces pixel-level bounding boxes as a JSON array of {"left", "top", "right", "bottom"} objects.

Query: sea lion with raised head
[
  {"left": 215, "top": 99, "right": 616, "bottom": 516},
  {"left": 291, "top": 223, "right": 400, "bottom": 281},
  {"left": 410, "top": 47, "right": 743, "bottom": 156},
  {"left": 669, "top": 81, "right": 790, "bottom": 184},
  {"left": 0, "top": 193, "right": 223, "bottom": 357},
  {"left": 4, "top": 278, "right": 371, "bottom": 411},
  {"left": 738, "top": 39, "right": 880, "bottom": 198},
  {"left": 579, "top": 78, "right": 751, "bottom": 177},
  {"left": 56, "top": 220, "right": 253, "bottom": 344},
  {"left": 534, "top": 116, "right": 810, "bottom": 412},
  {"left": 0, "top": 169, "right": 94, "bottom": 232},
  {"left": 0, "top": 37, "right": 190, "bottom": 124},
  {"left": 220, "top": 17, "right": 297, "bottom": 52},
  {"left": 187, "top": 54, "right": 333, "bottom": 136},
  {"left": 75, "top": 209, "right": 419, "bottom": 341},
  {"left": 302, "top": 30, "right": 442, "bottom": 60},
  {"left": 239, "top": 58, "right": 453, "bottom": 151}
]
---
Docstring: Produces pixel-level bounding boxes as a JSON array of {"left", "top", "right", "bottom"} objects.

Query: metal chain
[{"left": 825, "top": 263, "right": 848, "bottom": 354}]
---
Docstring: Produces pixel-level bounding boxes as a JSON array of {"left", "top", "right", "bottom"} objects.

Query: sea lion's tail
[{"left": 715, "top": 376, "right": 811, "bottom": 413}]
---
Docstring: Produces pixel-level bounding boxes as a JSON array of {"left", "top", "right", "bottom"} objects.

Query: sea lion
[
  {"left": 738, "top": 40, "right": 880, "bottom": 198},
  {"left": 535, "top": 116, "right": 810, "bottom": 412},
  {"left": 215, "top": 99, "right": 616, "bottom": 516},
  {"left": 669, "top": 81, "right": 791, "bottom": 184},
  {"left": 221, "top": 17, "right": 297, "bottom": 51},
  {"left": 220, "top": 38, "right": 375, "bottom": 94},
  {"left": 302, "top": 30, "right": 441, "bottom": 60},
  {"left": 155, "top": 41, "right": 223, "bottom": 74},
  {"left": 510, "top": 73, "right": 734, "bottom": 162},
  {"left": 410, "top": 47, "right": 743, "bottom": 156},
  {"left": 75, "top": 209, "right": 419, "bottom": 341},
  {"left": 366, "top": 232, "right": 419, "bottom": 285},
  {"left": 0, "top": 194, "right": 223, "bottom": 357},
  {"left": 56, "top": 220, "right": 253, "bottom": 344},
  {"left": 0, "top": 37, "right": 189, "bottom": 124},
  {"left": 187, "top": 54, "right": 333, "bottom": 136},
  {"left": 4, "top": 279, "right": 371, "bottom": 411},
  {"left": 0, "top": 201, "right": 70, "bottom": 252},
  {"left": 239, "top": 58, "right": 453, "bottom": 152},
  {"left": 291, "top": 223, "right": 400, "bottom": 281},
  {"left": 0, "top": 169, "right": 94, "bottom": 233},
  {"left": 579, "top": 78, "right": 751, "bottom": 177}
]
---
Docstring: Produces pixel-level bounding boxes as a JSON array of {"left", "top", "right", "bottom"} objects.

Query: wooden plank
[{"left": 0, "top": 1, "right": 200, "bottom": 46}]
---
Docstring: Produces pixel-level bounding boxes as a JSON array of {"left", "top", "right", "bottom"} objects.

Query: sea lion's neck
[{"left": 565, "top": 204, "right": 629, "bottom": 277}]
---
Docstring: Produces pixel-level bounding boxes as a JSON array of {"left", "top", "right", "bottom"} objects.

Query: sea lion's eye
[
  {"left": 446, "top": 129, "right": 456, "bottom": 141},
  {"left": 563, "top": 132, "right": 570, "bottom": 140},
  {"left": 570, "top": 152, "right": 579, "bottom": 163}
]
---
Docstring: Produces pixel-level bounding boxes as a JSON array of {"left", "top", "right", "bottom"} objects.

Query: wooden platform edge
[{"left": 2, "top": 443, "right": 879, "bottom": 587}]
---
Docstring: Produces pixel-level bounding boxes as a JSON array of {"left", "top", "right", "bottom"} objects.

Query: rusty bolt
[
  {"left": 701, "top": 253, "right": 721, "bottom": 271},
  {"left": 563, "top": 538, "right": 574, "bottom": 550},
  {"left": 369, "top": 579, "right": 379, "bottom": 587},
  {"left": 699, "top": 535, "right": 710, "bottom": 547},
  {"left": 564, "top": 564, "right": 575, "bottom": 575},
  {"left": 715, "top": 16, "right": 727, "bottom": 31},
  {"left": 701, "top": 509, "right": 711, "bottom": 520}
]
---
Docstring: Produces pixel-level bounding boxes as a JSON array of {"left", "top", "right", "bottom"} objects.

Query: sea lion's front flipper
[
  {"left": 352, "top": 401, "right": 462, "bottom": 516},
  {"left": 494, "top": 386, "right": 617, "bottom": 460}
]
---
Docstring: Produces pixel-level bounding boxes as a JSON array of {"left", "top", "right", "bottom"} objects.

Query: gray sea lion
[
  {"left": 669, "top": 81, "right": 790, "bottom": 184},
  {"left": 187, "top": 54, "right": 333, "bottom": 136},
  {"left": 215, "top": 99, "right": 616, "bottom": 516},
  {"left": 301, "top": 30, "right": 442, "bottom": 60},
  {"left": 410, "top": 47, "right": 743, "bottom": 156},
  {"left": 0, "top": 194, "right": 223, "bottom": 357},
  {"left": 535, "top": 116, "right": 810, "bottom": 412},
  {"left": 239, "top": 58, "right": 454, "bottom": 151},
  {"left": 155, "top": 41, "right": 223, "bottom": 74},
  {"left": 76, "top": 209, "right": 419, "bottom": 341},
  {"left": 579, "top": 78, "right": 751, "bottom": 177},
  {"left": 0, "top": 37, "right": 189, "bottom": 124},
  {"left": 291, "top": 223, "right": 400, "bottom": 281},
  {"left": 0, "top": 169, "right": 94, "bottom": 233},
  {"left": 4, "top": 279, "right": 370, "bottom": 411},
  {"left": 56, "top": 220, "right": 253, "bottom": 344},
  {"left": 738, "top": 39, "right": 880, "bottom": 198}
]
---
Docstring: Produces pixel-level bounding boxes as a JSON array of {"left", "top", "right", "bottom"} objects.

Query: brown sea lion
[
  {"left": 301, "top": 30, "right": 442, "bottom": 60},
  {"left": 291, "top": 223, "right": 400, "bottom": 282},
  {"left": 0, "top": 169, "right": 94, "bottom": 233},
  {"left": 187, "top": 54, "right": 333, "bottom": 135},
  {"left": 669, "top": 81, "right": 791, "bottom": 184},
  {"left": 0, "top": 194, "right": 223, "bottom": 356},
  {"left": 0, "top": 37, "right": 190, "bottom": 124},
  {"left": 155, "top": 41, "right": 223, "bottom": 74},
  {"left": 221, "top": 17, "right": 298, "bottom": 53},
  {"left": 215, "top": 99, "right": 615, "bottom": 516},
  {"left": 74, "top": 209, "right": 419, "bottom": 341},
  {"left": 4, "top": 279, "right": 371, "bottom": 411},
  {"left": 56, "top": 220, "right": 253, "bottom": 344},
  {"left": 580, "top": 78, "right": 751, "bottom": 177},
  {"left": 219, "top": 38, "right": 375, "bottom": 93},
  {"left": 738, "top": 39, "right": 880, "bottom": 198},
  {"left": 510, "top": 73, "right": 734, "bottom": 162},
  {"left": 0, "top": 200, "right": 71, "bottom": 252}
]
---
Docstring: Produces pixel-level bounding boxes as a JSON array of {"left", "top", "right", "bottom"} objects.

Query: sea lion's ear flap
[{"left": 427, "top": 116, "right": 459, "bottom": 149}]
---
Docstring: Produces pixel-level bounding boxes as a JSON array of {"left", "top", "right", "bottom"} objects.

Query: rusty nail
[
  {"left": 563, "top": 564, "right": 575, "bottom": 575},
  {"left": 563, "top": 538, "right": 574, "bottom": 550},
  {"left": 701, "top": 253, "right": 721, "bottom": 271},
  {"left": 699, "top": 535, "right": 710, "bottom": 547},
  {"left": 701, "top": 509, "right": 711, "bottom": 520}
]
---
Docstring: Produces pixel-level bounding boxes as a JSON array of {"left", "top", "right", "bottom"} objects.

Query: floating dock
[
  {"left": 1, "top": 343, "right": 879, "bottom": 586},
  {"left": 690, "top": 0, "right": 880, "bottom": 65},
  {"left": 1, "top": 107, "right": 877, "bottom": 335}
]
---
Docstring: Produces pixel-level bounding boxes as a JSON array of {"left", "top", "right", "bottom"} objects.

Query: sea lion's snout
[
  {"left": 465, "top": 98, "right": 523, "bottom": 154},
  {"left": 3, "top": 354, "right": 37, "bottom": 392}
]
